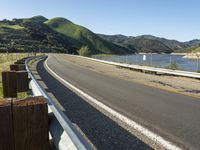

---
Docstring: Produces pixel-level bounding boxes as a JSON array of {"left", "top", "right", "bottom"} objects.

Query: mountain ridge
[
  {"left": 98, "top": 34, "right": 200, "bottom": 53},
  {"left": 0, "top": 15, "right": 199, "bottom": 54}
]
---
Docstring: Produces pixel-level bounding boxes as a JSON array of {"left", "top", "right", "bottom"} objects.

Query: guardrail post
[
  {"left": 14, "top": 57, "right": 28, "bottom": 65},
  {"left": 16, "top": 71, "right": 29, "bottom": 92},
  {"left": 10, "top": 64, "right": 26, "bottom": 71},
  {"left": 0, "top": 96, "right": 49, "bottom": 150},
  {"left": 13, "top": 96, "right": 49, "bottom": 150},
  {"left": 0, "top": 99, "right": 14, "bottom": 150},
  {"left": 2, "top": 71, "right": 17, "bottom": 98},
  {"left": 2, "top": 70, "right": 29, "bottom": 98}
]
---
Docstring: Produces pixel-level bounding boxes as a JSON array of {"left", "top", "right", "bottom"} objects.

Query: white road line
[{"left": 44, "top": 55, "right": 182, "bottom": 150}]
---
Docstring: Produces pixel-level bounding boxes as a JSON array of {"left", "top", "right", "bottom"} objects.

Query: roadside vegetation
[
  {"left": 78, "top": 46, "right": 91, "bottom": 57},
  {"left": 165, "top": 62, "right": 179, "bottom": 70},
  {"left": 0, "top": 53, "right": 29, "bottom": 98}
]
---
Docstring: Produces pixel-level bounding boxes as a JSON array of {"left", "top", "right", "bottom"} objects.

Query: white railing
[{"left": 73, "top": 55, "right": 200, "bottom": 79}]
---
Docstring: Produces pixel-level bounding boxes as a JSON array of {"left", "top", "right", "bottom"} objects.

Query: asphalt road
[{"left": 38, "top": 54, "right": 200, "bottom": 149}]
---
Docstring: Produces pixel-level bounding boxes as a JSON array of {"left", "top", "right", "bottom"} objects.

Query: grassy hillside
[
  {"left": 193, "top": 46, "right": 200, "bottom": 52},
  {"left": 0, "top": 53, "right": 28, "bottom": 98},
  {"left": 0, "top": 17, "right": 78, "bottom": 53},
  {"left": 191, "top": 46, "right": 200, "bottom": 52},
  {"left": 0, "top": 15, "right": 198, "bottom": 54},
  {"left": 45, "top": 17, "right": 132, "bottom": 54}
]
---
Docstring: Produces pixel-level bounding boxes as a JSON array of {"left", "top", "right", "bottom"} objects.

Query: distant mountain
[
  {"left": 98, "top": 34, "right": 192, "bottom": 53},
  {"left": 184, "top": 39, "right": 200, "bottom": 47},
  {"left": 135, "top": 35, "right": 188, "bottom": 50}
]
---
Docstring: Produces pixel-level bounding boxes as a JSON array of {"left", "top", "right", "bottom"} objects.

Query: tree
[{"left": 78, "top": 46, "right": 91, "bottom": 57}]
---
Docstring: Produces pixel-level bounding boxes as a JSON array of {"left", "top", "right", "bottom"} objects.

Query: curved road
[{"left": 37, "top": 54, "right": 200, "bottom": 149}]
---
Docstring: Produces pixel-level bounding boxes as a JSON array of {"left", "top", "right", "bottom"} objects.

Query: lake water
[{"left": 93, "top": 54, "right": 200, "bottom": 72}]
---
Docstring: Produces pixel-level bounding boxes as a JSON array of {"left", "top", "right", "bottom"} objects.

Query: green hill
[
  {"left": 0, "top": 15, "right": 199, "bottom": 54},
  {"left": 193, "top": 47, "right": 200, "bottom": 52},
  {"left": 45, "top": 17, "right": 132, "bottom": 54},
  {"left": 0, "top": 17, "right": 77, "bottom": 53},
  {"left": 189, "top": 45, "right": 200, "bottom": 53}
]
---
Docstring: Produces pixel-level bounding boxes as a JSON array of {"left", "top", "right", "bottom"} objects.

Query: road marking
[{"left": 45, "top": 55, "right": 182, "bottom": 150}]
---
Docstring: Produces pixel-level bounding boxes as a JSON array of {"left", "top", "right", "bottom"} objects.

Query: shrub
[
  {"left": 166, "top": 62, "right": 179, "bottom": 70},
  {"left": 78, "top": 46, "right": 91, "bottom": 57}
]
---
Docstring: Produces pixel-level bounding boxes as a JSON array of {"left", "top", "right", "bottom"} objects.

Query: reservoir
[{"left": 93, "top": 54, "right": 200, "bottom": 72}]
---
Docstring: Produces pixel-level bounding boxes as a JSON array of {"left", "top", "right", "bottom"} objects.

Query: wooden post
[
  {"left": 0, "top": 99, "right": 14, "bottom": 150},
  {"left": 16, "top": 71, "right": 29, "bottom": 92},
  {"left": 27, "top": 97, "right": 49, "bottom": 150},
  {"left": 12, "top": 98, "right": 28, "bottom": 150},
  {"left": 10, "top": 64, "right": 19, "bottom": 71},
  {"left": 10, "top": 64, "right": 26, "bottom": 71},
  {"left": 14, "top": 57, "right": 28, "bottom": 65},
  {"left": 2, "top": 71, "right": 17, "bottom": 98},
  {"left": 13, "top": 96, "right": 49, "bottom": 150},
  {"left": 0, "top": 97, "right": 49, "bottom": 150},
  {"left": 2, "top": 71, "right": 29, "bottom": 98}
]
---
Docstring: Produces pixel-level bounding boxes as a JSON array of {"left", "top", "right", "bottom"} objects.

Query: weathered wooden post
[
  {"left": 0, "top": 97, "right": 49, "bottom": 150},
  {"left": 16, "top": 71, "right": 29, "bottom": 92},
  {"left": 13, "top": 96, "right": 49, "bottom": 150},
  {"left": 10, "top": 64, "right": 26, "bottom": 71},
  {"left": 2, "top": 71, "right": 17, "bottom": 98},
  {"left": 0, "top": 99, "right": 14, "bottom": 150},
  {"left": 2, "top": 71, "right": 29, "bottom": 98}
]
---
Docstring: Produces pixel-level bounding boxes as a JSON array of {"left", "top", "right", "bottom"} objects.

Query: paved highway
[{"left": 37, "top": 54, "right": 200, "bottom": 149}]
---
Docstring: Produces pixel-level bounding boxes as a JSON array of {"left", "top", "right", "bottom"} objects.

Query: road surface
[{"left": 36, "top": 54, "right": 200, "bottom": 149}]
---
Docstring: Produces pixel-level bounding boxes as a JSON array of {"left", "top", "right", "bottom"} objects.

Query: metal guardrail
[
  {"left": 25, "top": 56, "right": 92, "bottom": 150},
  {"left": 74, "top": 55, "right": 200, "bottom": 79}
]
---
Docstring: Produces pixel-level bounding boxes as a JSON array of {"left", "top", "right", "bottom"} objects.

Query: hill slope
[
  {"left": 45, "top": 17, "right": 132, "bottom": 54},
  {"left": 0, "top": 17, "right": 77, "bottom": 53},
  {"left": 187, "top": 45, "right": 200, "bottom": 53},
  {"left": 184, "top": 39, "right": 200, "bottom": 47},
  {"left": 0, "top": 16, "right": 199, "bottom": 54}
]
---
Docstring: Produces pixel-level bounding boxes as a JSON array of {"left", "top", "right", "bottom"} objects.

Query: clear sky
[{"left": 0, "top": 0, "right": 199, "bottom": 42}]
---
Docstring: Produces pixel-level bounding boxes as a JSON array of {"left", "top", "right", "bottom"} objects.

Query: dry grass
[{"left": 0, "top": 53, "right": 32, "bottom": 98}]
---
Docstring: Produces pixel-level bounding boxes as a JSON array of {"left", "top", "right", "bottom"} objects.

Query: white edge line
[{"left": 45, "top": 55, "right": 182, "bottom": 150}]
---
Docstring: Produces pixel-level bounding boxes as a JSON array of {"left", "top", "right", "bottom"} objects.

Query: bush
[
  {"left": 166, "top": 62, "right": 179, "bottom": 70},
  {"left": 197, "top": 70, "right": 200, "bottom": 73},
  {"left": 78, "top": 46, "right": 91, "bottom": 57}
]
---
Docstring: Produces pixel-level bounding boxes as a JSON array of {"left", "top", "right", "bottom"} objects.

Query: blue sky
[{"left": 0, "top": 0, "right": 199, "bottom": 41}]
